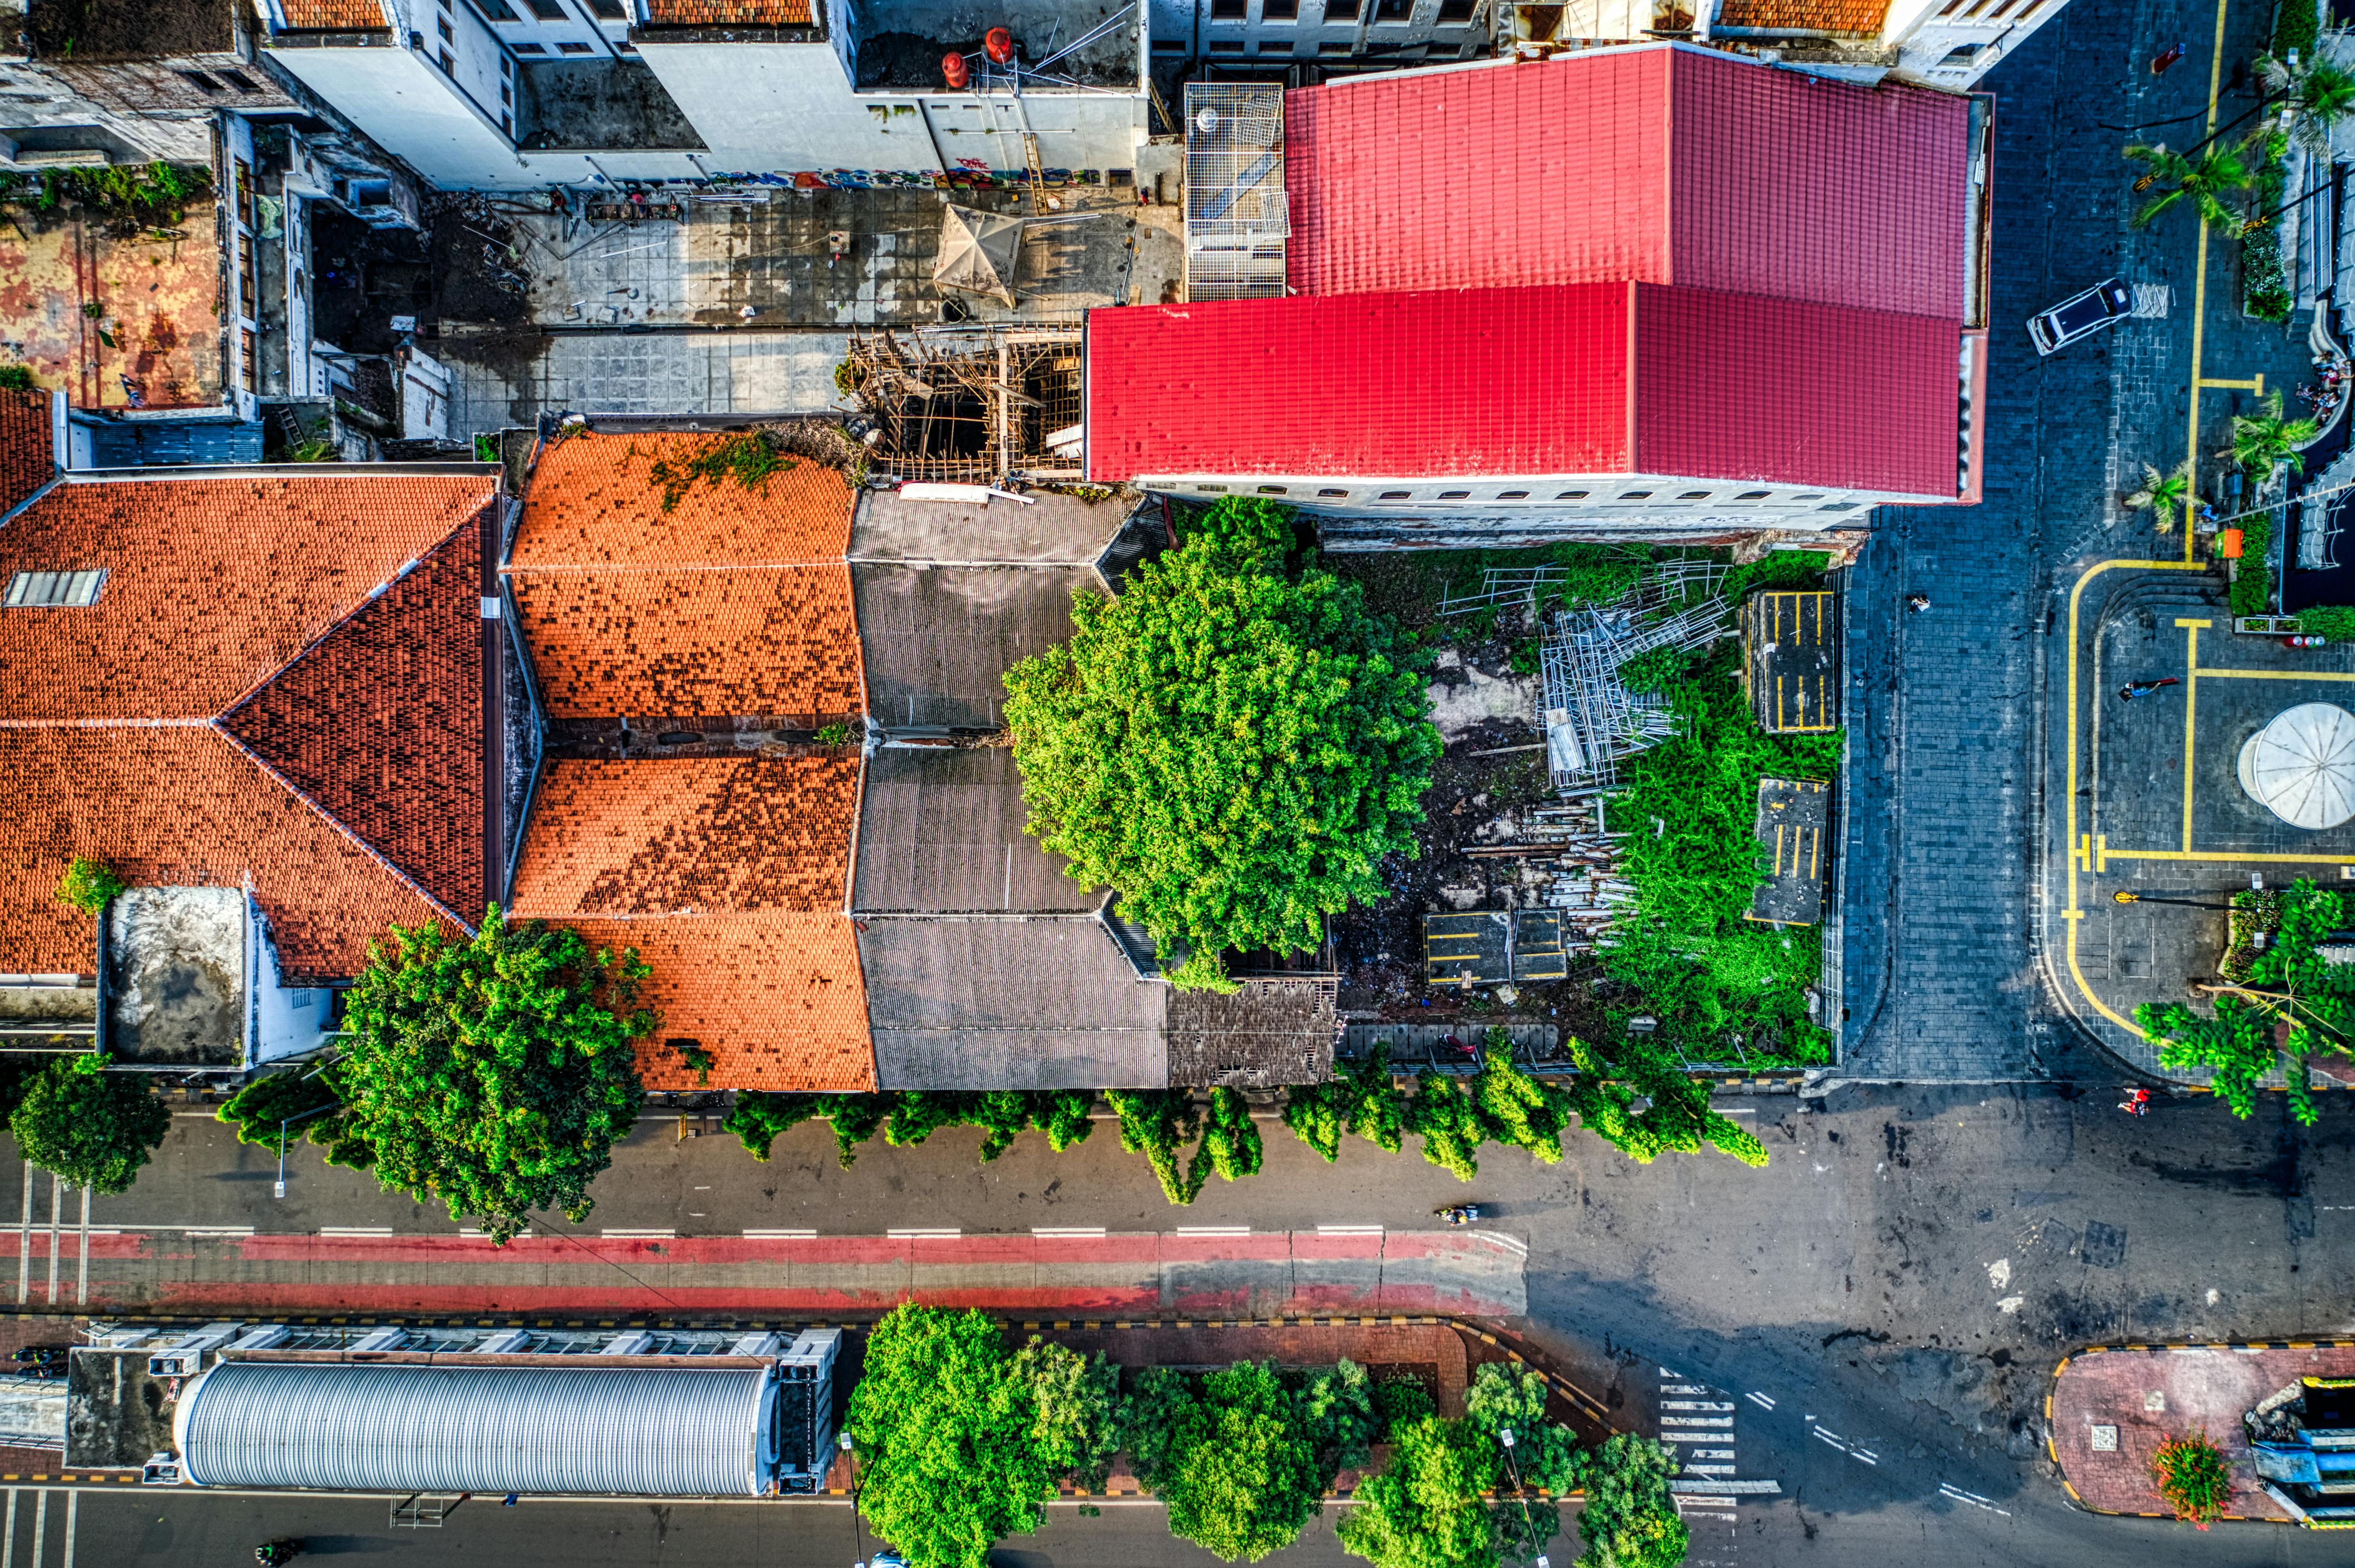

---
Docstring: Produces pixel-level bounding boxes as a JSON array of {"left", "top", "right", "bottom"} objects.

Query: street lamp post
[
  {"left": 1496, "top": 1428, "right": 1548, "bottom": 1568},
  {"left": 274, "top": 1102, "right": 340, "bottom": 1200},
  {"left": 841, "top": 1431, "right": 866, "bottom": 1568}
]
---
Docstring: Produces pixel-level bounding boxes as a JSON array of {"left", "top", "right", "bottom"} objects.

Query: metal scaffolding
[
  {"left": 1183, "top": 82, "right": 1287, "bottom": 301},
  {"left": 1537, "top": 564, "right": 1733, "bottom": 792},
  {"left": 840, "top": 323, "right": 1084, "bottom": 483}
]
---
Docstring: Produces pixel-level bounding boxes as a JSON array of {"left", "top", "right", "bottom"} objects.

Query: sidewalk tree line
[
  {"left": 726, "top": 1029, "right": 1765, "bottom": 1206},
  {"left": 845, "top": 1303, "right": 1686, "bottom": 1568},
  {"left": 2137, "top": 878, "right": 2353, "bottom": 1125}
]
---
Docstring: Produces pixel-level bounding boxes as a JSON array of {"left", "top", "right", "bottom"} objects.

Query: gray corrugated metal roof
[
  {"left": 852, "top": 563, "right": 1093, "bottom": 731},
  {"left": 848, "top": 489, "right": 1134, "bottom": 565},
  {"left": 862, "top": 916, "right": 1168, "bottom": 1088},
  {"left": 175, "top": 1361, "right": 777, "bottom": 1496},
  {"left": 852, "top": 747, "right": 1098, "bottom": 913}
]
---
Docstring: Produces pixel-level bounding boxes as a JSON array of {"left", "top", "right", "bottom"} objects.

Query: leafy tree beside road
[
  {"left": 1003, "top": 496, "right": 1441, "bottom": 991},
  {"left": 9, "top": 1057, "right": 170, "bottom": 1194},
  {"left": 256, "top": 910, "right": 653, "bottom": 1243},
  {"left": 2138, "top": 877, "right": 2353, "bottom": 1125},
  {"left": 846, "top": 1306, "right": 1063, "bottom": 1568}
]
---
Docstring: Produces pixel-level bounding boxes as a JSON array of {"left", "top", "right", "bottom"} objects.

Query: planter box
[{"left": 2237, "top": 616, "right": 2302, "bottom": 635}]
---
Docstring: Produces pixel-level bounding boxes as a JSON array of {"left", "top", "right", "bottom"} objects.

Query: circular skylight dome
[{"left": 2237, "top": 702, "right": 2355, "bottom": 830}]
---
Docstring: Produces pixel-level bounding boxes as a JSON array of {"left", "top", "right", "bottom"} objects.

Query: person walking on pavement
[
  {"left": 2118, "top": 676, "right": 2183, "bottom": 701},
  {"left": 1907, "top": 592, "right": 1932, "bottom": 613}
]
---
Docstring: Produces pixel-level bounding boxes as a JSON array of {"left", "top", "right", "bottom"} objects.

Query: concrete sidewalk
[
  {"left": 1, "top": 1228, "right": 1524, "bottom": 1321},
  {"left": 2049, "top": 1340, "right": 2355, "bottom": 1523}
]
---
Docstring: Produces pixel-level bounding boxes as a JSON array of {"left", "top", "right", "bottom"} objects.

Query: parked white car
[{"left": 2028, "top": 278, "right": 2133, "bottom": 355}]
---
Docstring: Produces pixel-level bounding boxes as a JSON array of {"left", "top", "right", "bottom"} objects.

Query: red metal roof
[
  {"left": 1634, "top": 286, "right": 1957, "bottom": 497},
  {"left": 1085, "top": 283, "right": 1957, "bottom": 497},
  {"left": 1086, "top": 286, "right": 1633, "bottom": 482},
  {"left": 1284, "top": 46, "right": 1968, "bottom": 321}
]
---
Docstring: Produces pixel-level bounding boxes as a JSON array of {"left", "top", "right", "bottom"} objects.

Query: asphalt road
[{"left": 17, "top": 1079, "right": 2355, "bottom": 1567}]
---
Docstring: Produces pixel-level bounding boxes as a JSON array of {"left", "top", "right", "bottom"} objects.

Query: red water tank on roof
[
  {"left": 984, "top": 26, "right": 1014, "bottom": 62},
  {"left": 942, "top": 51, "right": 969, "bottom": 87}
]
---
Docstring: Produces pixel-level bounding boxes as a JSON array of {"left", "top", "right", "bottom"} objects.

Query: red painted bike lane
[{"left": 5, "top": 1228, "right": 1527, "bottom": 1320}]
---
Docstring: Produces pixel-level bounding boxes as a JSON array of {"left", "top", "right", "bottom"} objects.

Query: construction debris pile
[
  {"left": 1535, "top": 561, "right": 1730, "bottom": 791},
  {"left": 1465, "top": 797, "right": 1634, "bottom": 942},
  {"left": 841, "top": 324, "right": 1084, "bottom": 484}
]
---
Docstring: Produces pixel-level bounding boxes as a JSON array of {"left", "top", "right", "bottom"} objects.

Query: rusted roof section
[
  {"left": 273, "top": 0, "right": 390, "bottom": 27},
  {"left": 0, "top": 202, "right": 228, "bottom": 412},
  {"left": 584, "top": 914, "right": 874, "bottom": 1092},
  {"left": 509, "top": 756, "right": 857, "bottom": 917},
  {"left": 644, "top": 0, "right": 815, "bottom": 21},
  {"left": 0, "top": 726, "right": 450, "bottom": 982},
  {"left": 0, "top": 474, "right": 497, "bottom": 722},
  {"left": 0, "top": 388, "right": 52, "bottom": 515},
  {"left": 221, "top": 523, "right": 487, "bottom": 920},
  {"left": 1714, "top": 0, "right": 1889, "bottom": 31},
  {"left": 510, "top": 431, "right": 854, "bottom": 568},
  {"left": 506, "top": 566, "right": 862, "bottom": 720}
]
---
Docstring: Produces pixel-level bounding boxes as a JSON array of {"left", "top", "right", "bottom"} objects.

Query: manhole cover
[{"left": 2090, "top": 1424, "right": 2118, "bottom": 1451}]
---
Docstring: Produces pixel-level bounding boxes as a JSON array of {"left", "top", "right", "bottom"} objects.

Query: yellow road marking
[
  {"left": 2102, "top": 849, "right": 2355, "bottom": 864},
  {"left": 2198, "top": 372, "right": 2265, "bottom": 393},
  {"left": 2065, "top": 558, "right": 2208, "bottom": 1032},
  {"left": 2193, "top": 666, "right": 2355, "bottom": 681},
  {"left": 2180, "top": 0, "right": 2237, "bottom": 556},
  {"left": 2183, "top": 622, "right": 2201, "bottom": 851}
]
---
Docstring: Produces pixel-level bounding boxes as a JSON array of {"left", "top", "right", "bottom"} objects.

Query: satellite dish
[
  {"left": 2238, "top": 701, "right": 2355, "bottom": 829},
  {"left": 1195, "top": 108, "right": 1219, "bottom": 134}
]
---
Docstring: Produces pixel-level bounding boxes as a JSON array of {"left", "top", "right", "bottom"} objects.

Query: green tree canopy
[
  {"left": 2138, "top": 877, "right": 2355, "bottom": 1125},
  {"left": 334, "top": 910, "right": 652, "bottom": 1242},
  {"left": 1465, "top": 1363, "right": 1585, "bottom": 1497},
  {"left": 1138, "top": 1361, "right": 1328, "bottom": 1562},
  {"left": 1338, "top": 1415, "right": 1514, "bottom": 1568},
  {"left": 52, "top": 857, "right": 125, "bottom": 916},
  {"left": 9, "top": 1057, "right": 170, "bottom": 1194},
  {"left": 1003, "top": 497, "right": 1440, "bottom": 991},
  {"left": 846, "top": 1306, "right": 1053, "bottom": 1568},
  {"left": 1011, "top": 1337, "right": 1123, "bottom": 1489},
  {"left": 1573, "top": 1435, "right": 1687, "bottom": 1568}
]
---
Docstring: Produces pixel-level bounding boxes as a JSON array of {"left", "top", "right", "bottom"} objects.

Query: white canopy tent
[
  {"left": 934, "top": 206, "right": 1024, "bottom": 307},
  {"left": 2237, "top": 701, "right": 2355, "bottom": 829}
]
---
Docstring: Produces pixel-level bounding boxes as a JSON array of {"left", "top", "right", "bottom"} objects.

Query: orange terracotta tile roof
[
  {"left": 1, "top": 726, "right": 451, "bottom": 982},
  {"left": 274, "top": 0, "right": 390, "bottom": 28},
  {"left": 509, "top": 756, "right": 868, "bottom": 1091},
  {"left": 1712, "top": 0, "right": 1889, "bottom": 32},
  {"left": 221, "top": 524, "right": 487, "bottom": 919},
  {"left": 506, "top": 432, "right": 863, "bottom": 721},
  {"left": 0, "top": 389, "right": 52, "bottom": 516},
  {"left": 510, "top": 432, "right": 854, "bottom": 568},
  {"left": 509, "top": 756, "right": 857, "bottom": 916},
  {"left": 0, "top": 472, "right": 500, "bottom": 980},
  {"left": 643, "top": 0, "right": 815, "bottom": 26},
  {"left": 508, "top": 566, "right": 862, "bottom": 720},
  {"left": 0, "top": 474, "right": 494, "bottom": 722}
]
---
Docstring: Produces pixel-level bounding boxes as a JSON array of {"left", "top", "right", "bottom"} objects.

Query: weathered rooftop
[
  {"left": 103, "top": 886, "right": 246, "bottom": 1067},
  {"left": 852, "top": 564, "right": 1093, "bottom": 730},
  {"left": 22, "top": 0, "right": 239, "bottom": 59},
  {"left": 851, "top": 747, "right": 1096, "bottom": 914},
  {"left": 0, "top": 200, "right": 228, "bottom": 412},
  {"left": 504, "top": 431, "right": 864, "bottom": 722},
  {"left": 861, "top": 915, "right": 1167, "bottom": 1089},
  {"left": 0, "top": 388, "right": 53, "bottom": 515},
  {"left": 853, "top": 0, "right": 1139, "bottom": 90}
]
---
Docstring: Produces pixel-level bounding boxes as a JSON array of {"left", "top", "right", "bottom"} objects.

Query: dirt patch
[
  {"left": 309, "top": 198, "right": 527, "bottom": 355},
  {"left": 25, "top": 0, "right": 231, "bottom": 59}
]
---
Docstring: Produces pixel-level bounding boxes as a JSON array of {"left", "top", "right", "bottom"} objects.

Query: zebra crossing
[{"left": 1656, "top": 1366, "right": 1779, "bottom": 1536}]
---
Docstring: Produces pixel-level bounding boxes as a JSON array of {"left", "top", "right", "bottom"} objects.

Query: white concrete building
[{"left": 259, "top": 0, "right": 1148, "bottom": 190}]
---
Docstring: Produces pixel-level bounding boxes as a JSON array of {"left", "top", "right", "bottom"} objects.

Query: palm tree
[
  {"left": 2257, "top": 52, "right": 2355, "bottom": 154},
  {"left": 2125, "top": 142, "right": 2254, "bottom": 229},
  {"left": 2124, "top": 459, "right": 2196, "bottom": 528},
  {"left": 2227, "top": 392, "right": 2323, "bottom": 477}
]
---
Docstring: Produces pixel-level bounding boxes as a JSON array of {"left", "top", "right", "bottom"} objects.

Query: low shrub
[{"left": 2151, "top": 1430, "right": 2231, "bottom": 1527}]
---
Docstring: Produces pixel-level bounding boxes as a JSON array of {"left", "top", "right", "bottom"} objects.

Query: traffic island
[{"left": 2050, "top": 1340, "right": 2355, "bottom": 1526}]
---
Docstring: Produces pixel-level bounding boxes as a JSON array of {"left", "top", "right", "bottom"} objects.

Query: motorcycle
[
  {"left": 2117, "top": 1088, "right": 2153, "bottom": 1118},
  {"left": 1435, "top": 1204, "right": 1483, "bottom": 1226},
  {"left": 256, "top": 1540, "right": 304, "bottom": 1567}
]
